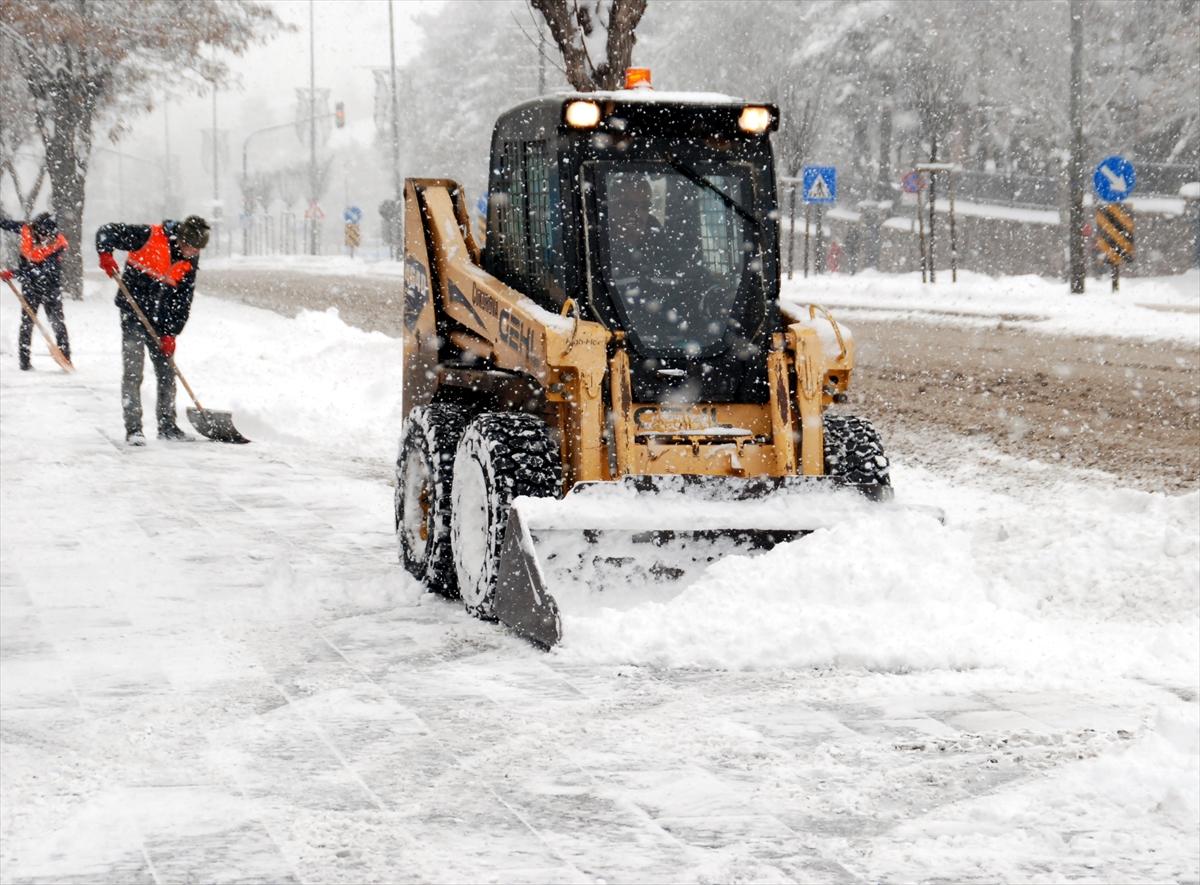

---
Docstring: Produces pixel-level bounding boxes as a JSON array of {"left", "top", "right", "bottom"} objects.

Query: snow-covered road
[{"left": 2, "top": 286, "right": 1197, "bottom": 883}]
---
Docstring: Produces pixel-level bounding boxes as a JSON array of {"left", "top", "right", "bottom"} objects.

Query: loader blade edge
[{"left": 493, "top": 508, "right": 562, "bottom": 649}]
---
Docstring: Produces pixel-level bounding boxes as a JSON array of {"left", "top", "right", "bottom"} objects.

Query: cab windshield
[{"left": 593, "top": 163, "right": 760, "bottom": 358}]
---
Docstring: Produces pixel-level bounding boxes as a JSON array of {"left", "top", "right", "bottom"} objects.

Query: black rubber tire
[
  {"left": 450, "top": 413, "right": 562, "bottom": 620},
  {"left": 823, "top": 413, "right": 893, "bottom": 497},
  {"left": 395, "top": 403, "right": 472, "bottom": 597}
]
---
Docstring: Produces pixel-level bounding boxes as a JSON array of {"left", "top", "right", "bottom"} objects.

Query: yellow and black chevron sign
[{"left": 1095, "top": 204, "right": 1135, "bottom": 265}]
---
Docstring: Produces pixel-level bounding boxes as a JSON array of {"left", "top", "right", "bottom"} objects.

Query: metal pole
[
  {"left": 803, "top": 203, "right": 811, "bottom": 278},
  {"left": 949, "top": 169, "right": 958, "bottom": 283},
  {"left": 916, "top": 179, "right": 927, "bottom": 283},
  {"left": 211, "top": 83, "right": 221, "bottom": 255},
  {"left": 815, "top": 205, "right": 825, "bottom": 274},
  {"left": 309, "top": 0, "right": 318, "bottom": 255},
  {"left": 787, "top": 184, "right": 796, "bottom": 280},
  {"left": 928, "top": 134, "right": 937, "bottom": 283},
  {"left": 388, "top": 0, "right": 402, "bottom": 201},
  {"left": 1069, "top": 0, "right": 1086, "bottom": 293},
  {"left": 1112, "top": 262, "right": 1119, "bottom": 292},
  {"left": 242, "top": 140, "right": 249, "bottom": 256}
]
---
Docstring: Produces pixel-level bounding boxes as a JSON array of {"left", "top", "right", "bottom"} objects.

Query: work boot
[
  {"left": 126, "top": 429, "right": 146, "bottom": 447},
  {"left": 158, "top": 424, "right": 193, "bottom": 442},
  {"left": 19, "top": 361, "right": 31, "bottom": 371}
]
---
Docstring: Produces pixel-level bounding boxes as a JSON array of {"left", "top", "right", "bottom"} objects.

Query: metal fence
[
  {"left": 787, "top": 161, "right": 1199, "bottom": 213},
  {"left": 953, "top": 161, "right": 1198, "bottom": 210},
  {"left": 241, "top": 212, "right": 305, "bottom": 256},
  {"left": 953, "top": 170, "right": 1060, "bottom": 209}
]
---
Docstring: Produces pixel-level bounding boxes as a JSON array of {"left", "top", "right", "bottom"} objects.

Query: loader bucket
[{"left": 491, "top": 476, "right": 941, "bottom": 649}]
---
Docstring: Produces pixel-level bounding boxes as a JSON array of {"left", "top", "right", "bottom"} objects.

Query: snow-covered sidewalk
[{"left": 1, "top": 288, "right": 1197, "bottom": 883}]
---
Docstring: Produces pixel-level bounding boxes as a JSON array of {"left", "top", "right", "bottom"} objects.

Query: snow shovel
[
  {"left": 112, "top": 273, "right": 249, "bottom": 444},
  {"left": 4, "top": 277, "right": 74, "bottom": 372}
]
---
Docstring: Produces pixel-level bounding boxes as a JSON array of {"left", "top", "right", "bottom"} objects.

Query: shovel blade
[
  {"left": 186, "top": 406, "right": 250, "bottom": 444},
  {"left": 50, "top": 351, "right": 75, "bottom": 373}
]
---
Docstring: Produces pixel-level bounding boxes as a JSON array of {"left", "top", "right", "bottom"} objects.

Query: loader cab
[{"left": 483, "top": 92, "right": 783, "bottom": 404}]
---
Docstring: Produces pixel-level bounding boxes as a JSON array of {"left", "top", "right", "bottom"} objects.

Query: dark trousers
[
  {"left": 18, "top": 292, "right": 71, "bottom": 368},
  {"left": 120, "top": 313, "right": 176, "bottom": 433}
]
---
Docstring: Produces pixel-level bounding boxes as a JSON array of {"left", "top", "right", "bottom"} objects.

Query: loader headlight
[
  {"left": 738, "top": 105, "right": 773, "bottom": 134},
  {"left": 564, "top": 100, "right": 602, "bottom": 129}
]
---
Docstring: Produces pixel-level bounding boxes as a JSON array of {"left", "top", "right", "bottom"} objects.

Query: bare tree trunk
[
  {"left": 41, "top": 71, "right": 94, "bottom": 300},
  {"left": 532, "top": 0, "right": 647, "bottom": 92},
  {"left": 50, "top": 167, "right": 86, "bottom": 300},
  {"left": 532, "top": 0, "right": 596, "bottom": 91},
  {"left": 599, "top": 0, "right": 645, "bottom": 89}
]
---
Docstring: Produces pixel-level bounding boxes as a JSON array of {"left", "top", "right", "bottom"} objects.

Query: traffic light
[{"left": 335, "top": 101, "right": 345, "bottom": 129}]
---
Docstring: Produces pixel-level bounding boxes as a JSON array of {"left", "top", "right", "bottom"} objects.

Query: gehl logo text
[
  {"left": 498, "top": 309, "right": 535, "bottom": 360},
  {"left": 449, "top": 280, "right": 535, "bottom": 360}
]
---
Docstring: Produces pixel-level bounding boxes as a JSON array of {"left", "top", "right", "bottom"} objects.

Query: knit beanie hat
[
  {"left": 176, "top": 215, "right": 210, "bottom": 249},
  {"left": 31, "top": 213, "right": 57, "bottom": 236}
]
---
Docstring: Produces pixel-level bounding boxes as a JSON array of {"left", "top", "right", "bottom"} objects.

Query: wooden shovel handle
[
  {"left": 110, "top": 272, "right": 205, "bottom": 411},
  {"left": 4, "top": 276, "right": 73, "bottom": 372}
]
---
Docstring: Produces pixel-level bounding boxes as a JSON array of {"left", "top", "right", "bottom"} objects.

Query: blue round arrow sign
[
  {"left": 1093, "top": 156, "right": 1136, "bottom": 202},
  {"left": 343, "top": 205, "right": 363, "bottom": 224}
]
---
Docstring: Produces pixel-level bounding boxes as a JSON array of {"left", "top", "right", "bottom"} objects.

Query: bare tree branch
[
  {"left": 512, "top": 7, "right": 568, "bottom": 79},
  {"left": 531, "top": 0, "right": 647, "bottom": 92},
  {"left": 531, "top": 0, "right": 593, "bottom": 91}
]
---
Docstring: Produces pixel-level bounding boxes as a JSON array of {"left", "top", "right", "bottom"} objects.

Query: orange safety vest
[
  {"left": 20, "top": 226, "right": 68, "bottom": 264},
  {"left": 126, "top": 224, "right": 192, "bottom": 288}
]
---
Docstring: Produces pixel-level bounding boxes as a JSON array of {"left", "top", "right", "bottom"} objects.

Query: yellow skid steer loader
[{"left": 397, "top": 88, "right": 908, "bottom": 648}]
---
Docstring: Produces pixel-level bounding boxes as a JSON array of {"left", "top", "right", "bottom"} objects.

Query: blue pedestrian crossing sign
[
  {"left": 802, "top": 165, "right": 837, "bottom": 204},
  {"left": 1093, "top": 156, "right": 1136, "bottom": 203}
]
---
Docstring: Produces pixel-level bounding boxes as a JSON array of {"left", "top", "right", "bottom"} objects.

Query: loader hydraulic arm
[{"left": 409, "top": 180, "right": 612, "bottom": 486}]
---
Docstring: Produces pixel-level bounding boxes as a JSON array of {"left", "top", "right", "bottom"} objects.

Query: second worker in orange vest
[
  {"left": 95, "top": 216, "right": 210, "bottom": 446},
  {"left": 1, "top": 213, "right": 71, "bottom": 370}
]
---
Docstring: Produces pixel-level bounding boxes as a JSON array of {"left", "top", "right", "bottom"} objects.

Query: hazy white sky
[{"left": 93, "top": 0, "right": 438, "bottom": 224}]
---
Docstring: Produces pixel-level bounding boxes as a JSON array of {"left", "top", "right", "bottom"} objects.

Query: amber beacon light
[{"left": 624, "top": 67, "right": 652, "bottom": 89}]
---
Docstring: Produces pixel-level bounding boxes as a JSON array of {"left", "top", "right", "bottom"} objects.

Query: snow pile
[
  {"left": 552, "top": 478, "right": 1199, "bottom": 683},
  {"left": 782, "top": 268, "right": 1200, "bottom": 345},
  {"left": 65, "top": 281, "right": 407, "bottom": 458},
  {"left": 555, "top": 510, "right": 1008, "bottom": 671},
  {"left": 196, "top": 304, "right": 405, "bottom": 455}
]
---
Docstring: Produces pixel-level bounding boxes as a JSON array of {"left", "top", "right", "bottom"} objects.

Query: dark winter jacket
[
  {"left": 0, "top": 217, "right": 67, "bottom": 305},
  {"left": 95, "top": 220, "right": 200, "bottom": 336}
]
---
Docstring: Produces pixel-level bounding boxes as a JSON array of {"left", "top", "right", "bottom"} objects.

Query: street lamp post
[
  {"left": 388, "top": 0, "right": 401, "bottom": 198},
  {"left": 308, "top": 0, "right": 318, "bottom": 255}
]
